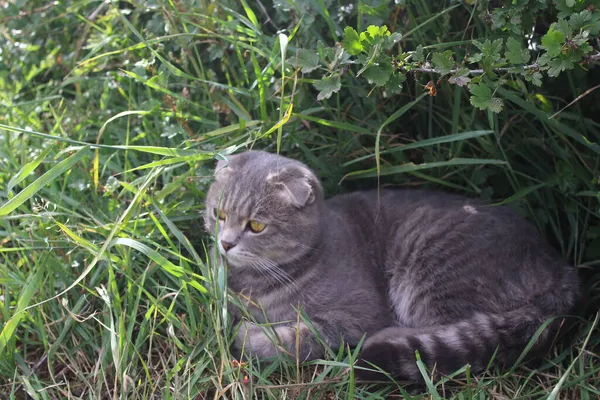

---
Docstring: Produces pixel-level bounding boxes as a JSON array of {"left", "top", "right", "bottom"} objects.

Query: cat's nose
[{"left": 221, "top": 240, "right": 236, "bottom": 252}]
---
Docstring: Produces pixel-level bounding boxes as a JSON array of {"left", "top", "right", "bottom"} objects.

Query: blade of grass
[
  {"left": 374, "top": 93, "right": 428, "bottom": 177},
  {"left": 344, "top": 129, "right": 494, "bottom": 166},
  {"left": 6, "top": 143, "right": 56, "bottom": 197},
  {"left": 342, "top": 158, "right": 506, "bottom": 180},
  {"left": 0, "top": 147, "right": 89, "bottom": 217},
  {"left": 0, "top": 254, "right": 45, "bottom": 355}
]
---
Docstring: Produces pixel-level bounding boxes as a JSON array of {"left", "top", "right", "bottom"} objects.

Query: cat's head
[{"left": 205, "top": 151, "right": 324, "bottom": 269}]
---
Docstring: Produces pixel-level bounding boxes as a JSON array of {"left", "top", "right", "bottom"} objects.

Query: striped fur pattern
[{"left": 204, "top": 151, "right": 580, "bottom": 381}]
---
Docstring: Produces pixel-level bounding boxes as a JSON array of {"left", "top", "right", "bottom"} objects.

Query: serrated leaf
[
  {"left": 572, "top": 30, "right": 590, "bottom": 47},
  {"left": 469, "top": 82, "right": 492, "bottom": 111},
  {"left": 367, "top": 25, "right": 382, "bottom": 39},
  {"left": 314, "top": 74, "right": 341, "bottom": 100},
  {"left": 317, "top": 40, "right": 326, "bottom": 61},
  {"left": 569, "top": 10, "right": 592, "bottom": 31},
  {"left": 475, "top": 39, "right": 504, "bottom": 62},
  {"left": 541, "top": 28, "right": 565, "bottom": 57},
  {"left": 413, "top": 45, "right": 425, "bottom": 63},
  {"left": 547, "top": 57, "right": 575, "bottom": 77},
  {"left": 488, "top": 97, "right": 504, "bottom": 113},
  {"left": 525, "top": 71, "right": 543, "bottom": 86},
  {"left": 449, "top": 74, "right": 471, "bottom": 87},
  {"left": 431, "top": 50, "right": 455, "bottom": 75},
  {"left": 287, "top": 49, "right": 320, "bottom": 73},
  {"left": 356, "top": 42, "right": 383, "bottom": 77},
  {"left": 505, "top": 37, "right": 530, "bottom": 64},
  {"left": 342, "top": 27, "right": 363, "bottom": 56},
  {"left": 363, "top": 60, "right": 393, "bottom": 86},
  {"left": 385, "top": 73, "right": 406, "bottom": 94},
  {"left": 557, "top": 18, "right": 573, "bottom": 37},
  {"left": 364, "top": 25, "right": 390, "bottom": 41},
  {"left": 384, "top": 32, "right": 402, "bottom": 50}
]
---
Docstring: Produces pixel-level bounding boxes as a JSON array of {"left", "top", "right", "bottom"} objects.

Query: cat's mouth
[{"left": 219, "top": 249, "right": 251, "bottom": 268}]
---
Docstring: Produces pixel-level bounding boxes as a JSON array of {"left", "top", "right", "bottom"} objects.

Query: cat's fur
[{"left": 204, "top": 150, "right": 580, "bottom": 381}]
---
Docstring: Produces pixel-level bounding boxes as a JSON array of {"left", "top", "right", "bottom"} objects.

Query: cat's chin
[{"left": 221, "top": 253, "right": 250, "bottom": 269}]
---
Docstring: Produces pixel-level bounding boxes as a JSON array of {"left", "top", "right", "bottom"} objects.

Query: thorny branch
[{"left": 402, "top": 52, "right": 600, "bottom": 76}]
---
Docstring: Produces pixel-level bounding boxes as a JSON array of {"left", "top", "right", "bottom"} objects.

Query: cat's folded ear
[
  {"left": 267, "top": 165, "right": 320, "bottom": 208},
  {"left": 214, "top": 154, "right": 239, "bottom": 179}
]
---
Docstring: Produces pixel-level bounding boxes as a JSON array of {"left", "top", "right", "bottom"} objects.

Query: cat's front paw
[
  {"left": 235, "top": 321, "right": 284, "bottom": 359},
  {"left": 234, "top": 320, "right": 316, "bottom": 361}
]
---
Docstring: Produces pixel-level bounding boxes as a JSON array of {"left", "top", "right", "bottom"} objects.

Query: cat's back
[{"left": 327, "top": 187, "right": 542, "bottom": 237}]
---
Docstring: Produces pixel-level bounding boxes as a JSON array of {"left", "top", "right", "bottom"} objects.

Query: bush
[{"left": 0, "top": 0, "right": 598, "bottom": 398}]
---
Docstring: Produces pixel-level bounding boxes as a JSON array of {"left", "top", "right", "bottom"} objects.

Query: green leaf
[
  {"left": 356, "top": 42, "right": 384, "bottom": 77},
  {"left": 363, "top": 60, "right": 393, "bottom": 86},
  {"left": 569, "top": 10, "right": 592, "bottom": 31},
  {"left": 546, "top": 57, "right": 575, "bottom": 77},
  {"left": 314, "top": 74, "right": 341, "bottom": 100},
  {"left": 475, "top": 39, "right": 504, "bottom": 62},
  {"left": 342, "top": 27, "right": 363, "bottom": 56},
  {"left": 287, "top": 49, "right": 320, "bottom": 73},
  {"left": 360, "top": 25, "right": 391, "bottom": 45},
  {"left": 385, "top": 32, "right": 402, "bottom": 49},
  {"left": 525, "top": 71, "right": 543, "bottom": 86},
  {"left": 385, "top": 73, "right": 406, "bottom": 94},
  {"left": 366, "top": 25, "right": 381, "bottom": 40},
  {"left": 541, "top": 28, "right": 565, "bottom": 57},
  {"left": 470, "top": 83, "right": 492, "bottom": 110},
  {"left": 488, "top": 97, "right": 504, "bottom": 113},
  {"left": 505, "top": 37, "right": 530, "bottom": 64},
  {"left": 431, "top": 50, "right": 455, "bottom": 75},
  {"left": 557, "top": 18, "right": 573, "bottom": 37},
  {"left": 569, "top": 10, "right": 600, "bottom": 35},
  {"left": 413, "top": 45, "right": 425, "bottom": 63},
  {"left": 469, "top": 82, "right": 503, "bottom": 113},
  {"left": 366, "top": 25, "right": 389, "bottom": 40},
  {"left": 448, "top": 68, "right": 471, "bottom": 87}
]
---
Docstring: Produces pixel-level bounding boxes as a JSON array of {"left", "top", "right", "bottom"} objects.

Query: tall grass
[{"left": 0, "top": 0, "right": 598, "bottom": 398}]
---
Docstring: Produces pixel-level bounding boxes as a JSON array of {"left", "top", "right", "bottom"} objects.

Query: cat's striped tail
[{"left": 356, "top": 306, "right": 570, "bottom": 382}]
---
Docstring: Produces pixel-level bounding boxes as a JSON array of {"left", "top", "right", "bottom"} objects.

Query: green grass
[{"left": 1, "top": 0, "right": 599, "bottom": 398}]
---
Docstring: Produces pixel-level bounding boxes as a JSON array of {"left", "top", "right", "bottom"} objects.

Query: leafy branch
[
  {"left": 288, "top": 2, "right": 600, "bottom": 114},
  {"left": 400, "top": 52, "right": 600, "bottom": 76}
]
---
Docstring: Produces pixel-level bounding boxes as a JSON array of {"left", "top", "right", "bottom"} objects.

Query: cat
[{"left": 204, "top": 150, "right": 581, "bottom": 381}]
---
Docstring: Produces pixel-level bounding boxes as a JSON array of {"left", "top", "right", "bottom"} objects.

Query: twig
[
  {"left": 549, "top": 84, "right": 600, "bottom": 119},
  {"left": 402, "top": 52, "right": 600, "bottom": 76},
  {"left": 0, "top": 2, "right": 56, "bottom": 23}
]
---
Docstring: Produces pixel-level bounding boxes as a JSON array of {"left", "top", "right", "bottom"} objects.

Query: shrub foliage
[{"left": 0, "top": 0, "right": 598, "bottom": 398}]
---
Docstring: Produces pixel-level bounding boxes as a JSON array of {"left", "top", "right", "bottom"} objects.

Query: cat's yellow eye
[
  {"left": 248, "top": 220, "right": 266, "bottom": 233},
  {"left": 217, "top": 209, "right": 227, "bottom": 221}
]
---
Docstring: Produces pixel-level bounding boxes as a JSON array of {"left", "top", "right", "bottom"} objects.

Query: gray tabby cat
[{"left": 204, "top": 150, "right": 580, "bottom": 381}]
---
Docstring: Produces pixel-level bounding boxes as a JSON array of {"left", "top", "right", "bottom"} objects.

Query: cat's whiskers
[
  {"left": 256, "top": 256, "right": 304, "bottom": 295},
  {"left": 233, "top": 249, "right": 291, "bottom": 289},
  {"left": 249, "top": 259, "right": 280, "bottom": 288},
  {"left": 256, "top": 258, "right": 293, "bottom": 287}
]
